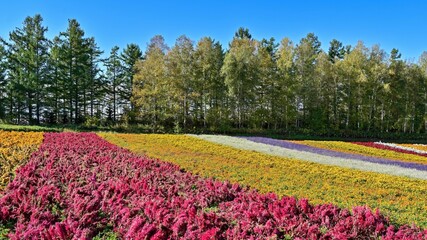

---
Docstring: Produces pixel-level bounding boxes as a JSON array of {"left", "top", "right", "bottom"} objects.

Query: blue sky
[{"left": 1, "top": 0, "right": 426, "bottom": 61}]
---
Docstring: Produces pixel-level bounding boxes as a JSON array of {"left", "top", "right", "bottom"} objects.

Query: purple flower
[{"left": 240, "top": 137, "right": 427, "bottom": 171}]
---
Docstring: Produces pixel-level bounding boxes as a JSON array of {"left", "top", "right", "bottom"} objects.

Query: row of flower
[
  {"left": 292, "top": 140, "right": 427, "bottom": 165},
  {"left": 100, "top": 133, "right": 427, "bottom": 228},
  {"left": 242, "top": 137, "right": 427, "bottom": 172},
  {"left": 354, "top": 142, "right": 427, "bottom": 157},
  {"left": 373, "top": 142, "right": 427, "bottom": 155},
  {"left": 1, "top": 132, "right": 425, "bottom": 239},
  {"left": 400, "top": 143, "right": 427, "bottom": 152},
  {"left": 0, "top": 131, "right": 44, "bottom": 192}
]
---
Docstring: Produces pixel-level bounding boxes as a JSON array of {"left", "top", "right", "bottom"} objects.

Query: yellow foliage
[
  {"left": 100, "top": 133, "right": 427, "bottom": 228},
  {"left": 0, "top": 131, "right": 44, "bottom": 192}
]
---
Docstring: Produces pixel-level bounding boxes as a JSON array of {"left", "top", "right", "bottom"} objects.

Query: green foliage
[
  {"left": 93, "top": 227, "right": 118, "bottom": 240},
  {"left": 84, "top": 116, "right": 101, "bottom": 128},
  {"left": 1, "top": 14, "right": 50, "bottom": 125},
  {"left": 0, "top": 225, "right": 9, "bottom": 240},
  {"left": 0, "top": 124, "right": 60, "bottom": 132},
  {"left": 0, "top": 16, "right": 427, "bottom": 136},
  {"left": 132, "top": 35, "right": 170, "bottom": 132},
  {"left": 221, "top": 28, "right": 259, "bottom": 128}
]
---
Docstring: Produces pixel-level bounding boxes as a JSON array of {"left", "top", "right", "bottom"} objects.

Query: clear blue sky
[{"left": 1, "top": 0, "right": 426, "bottom": 61}]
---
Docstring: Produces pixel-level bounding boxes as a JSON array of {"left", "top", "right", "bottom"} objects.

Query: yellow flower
[
  {"left": 399, "top": 143, "right": 427, "bottom": 152},
  {"left": 0, "top": 130, "right": 44, "bottom": 192},
  {"left": 292, "top": 140, "right": 427, "bottom": 165},
  {"left": 100, "top": 133, "right": 427, "bottom": 228}
]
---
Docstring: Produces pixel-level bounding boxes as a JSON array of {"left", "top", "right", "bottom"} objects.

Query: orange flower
[
  {"left": 99, "top": 133, "right": 427, "bottom": 228},
  {"left": 0, "top": 130, "right": 44, "bottom": 192}
]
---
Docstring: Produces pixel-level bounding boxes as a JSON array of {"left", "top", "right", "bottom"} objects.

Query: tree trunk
[{"left": 28, "top": 93, "right": 33, "bottom": 125}]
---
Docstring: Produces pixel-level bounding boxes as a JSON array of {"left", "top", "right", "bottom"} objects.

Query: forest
[{"left": 1, "top": 14, "right": 427, "bottom": 136}]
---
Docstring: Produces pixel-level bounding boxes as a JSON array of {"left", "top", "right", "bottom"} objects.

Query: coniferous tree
[
  {"left": 46, "top": 36, "right": 64, "bottom": 123},
  {"left": 121, "top": 43, "right": 142, "bottom": 113},
  {"left": 0, "top": 43, "right": 6, "bottom": 120},
  {"left": 1, "top": 14, "right": 50, "bottom": 124},
  {"left": 294, "top": 33, "right": 321, "bottom": 128},
  {"left": 105, "top": 46, "right": 124, "bottom": 122},
  {"left": 57, "top": 19, "right": 89, "bottom": 123},
  {"left": 328, "top": 39, "right": 349, "bottom": 63},
  {"left": 85, "top": 37, "right": 104, "bottom": 119}
]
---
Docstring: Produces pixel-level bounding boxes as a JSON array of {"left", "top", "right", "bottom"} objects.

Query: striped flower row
[
  {"left": 294, "top": 140, "right": 427, "bottom": 165},
  {"left": 103, "top": 133, "right": 427, "bottom": 228},
  {"left": 374, "top": 141, "right": 427, "bottom": 155},
  {"left": 400, "top": 143, "right": 427, "bottom": 152},
  {"left": 353, "top": 142, "right": 427, "bottom": 158},
  {"left": 4, "top": 133, "right": 426, "bottom": 239},
  {"left": 191, "top": 135, "right": 427, "bottom": 180},
  {"left": 241, "top": 137, "right": 427, "bottom": 172}
]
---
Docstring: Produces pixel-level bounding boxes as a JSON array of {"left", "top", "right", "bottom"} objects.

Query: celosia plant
[{"left": 1, "top": 132, "right": 426, "bottom": 239}]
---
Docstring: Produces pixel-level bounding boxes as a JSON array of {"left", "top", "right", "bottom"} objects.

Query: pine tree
[
  {"left": 85, "top": 37, "right": 104, "bottom": 118},
  {"left": 46, "top": 36, "right": 64, "bottom": 123},
  {"left": 294, "top": 33, "right": 321, "bottom": 128},
  {"left": 0, "top": 43, "right": 7, "bottom": 120},
  {"left": 57, "top": 19, "right": 90, "bottom": 123},
  {"left": 1, "top": 14, "right": 50, "bottom": 124},
  {"left": 121, "top": 43, "right": 142, "bottom": 114},
  {"left": 105, "top": 46, "right": 124, "bottom": 122}
]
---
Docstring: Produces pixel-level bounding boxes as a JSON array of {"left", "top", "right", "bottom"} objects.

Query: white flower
[{"left": 188, "top": 134, "right": 427, "bottom": 180}]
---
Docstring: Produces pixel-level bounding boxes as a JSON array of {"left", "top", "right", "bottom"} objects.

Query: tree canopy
[{"left": 1, "top": 15, "right": 427, "bottom": 136}]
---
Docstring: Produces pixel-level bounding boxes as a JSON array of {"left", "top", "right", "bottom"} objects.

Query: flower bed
[
  {"left": 242, "top": 136, "right": 427, "bottom": 171},
  {"left": 100, "top": 133, "right": 427, "bottom": 229},
  {"left": 374, "top": 142, "right": 427, "bottom": 154},
  {"left": 355, "top": 141, "right": 427, "bottom": 157},
  {"left": 400, "top": 143, "right": 427, "bottom": 152},
  {"left": 0, "top": 130, "right": 44, "bottom": 192},
  {"left": 293, "top": 140, "right": 427, "bottom": 165},
  {"left": 3, "top": 132, "right": 426, "bottom": 238}
]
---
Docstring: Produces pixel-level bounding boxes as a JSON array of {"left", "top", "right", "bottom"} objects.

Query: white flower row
[
  {"left": 374, "top": 141, "right": 427, "bottom": 154},
  {"left": 188, "top": 134, "right": 427, "bottom": 180},
  {"left": 414, "top": 143, "right": 427, "bottom": 146}
]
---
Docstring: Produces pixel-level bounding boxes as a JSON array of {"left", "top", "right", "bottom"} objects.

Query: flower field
[
  {"left": 0, "top": 132, "right": 426, "bottom": 238},
  {"left": 100, "top": 133, "right": 427, "bottom": 229},
  {"left": 290, "top": 140, "right": 427, "bottom": 165},
  {"left": 0, "top": 131, "right": 43, "bottom": 193},
  {"left": 400, "top": 143, "right": 427, "bottom": 152}
]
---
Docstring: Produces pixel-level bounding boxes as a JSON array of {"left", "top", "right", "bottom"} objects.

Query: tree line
[
  {"left": 1, "top": 14, "right": 427, "bottom": 135},
  {"left": 0, "top": 15, "right": 142, "bottom": 125}
]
